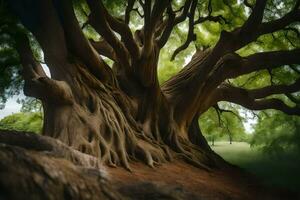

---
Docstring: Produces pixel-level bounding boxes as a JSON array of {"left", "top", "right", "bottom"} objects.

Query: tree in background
[
  {"left": 199, "top": 103, "right": 248, "bottom": 145},
  {"left": 252, "top": 110, "right": 300, "bottom": 156},
  {"left": 0, "top": 112, "right": 42, "bottom": 133},
  {"left": 0, "top": 0, "right": 300, "bottom": 171}
]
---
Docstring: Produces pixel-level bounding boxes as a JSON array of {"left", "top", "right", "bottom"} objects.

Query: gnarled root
[
  {"left": 165, "top": 129, "right": 215, "bottom": 171},
  {"left": 0, "top": 130, "right": 102, "bottom": 169}
]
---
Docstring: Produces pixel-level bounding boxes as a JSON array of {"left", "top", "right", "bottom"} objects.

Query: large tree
[{"left": 0, "top": 0, "right": 300, "bottom": 171}]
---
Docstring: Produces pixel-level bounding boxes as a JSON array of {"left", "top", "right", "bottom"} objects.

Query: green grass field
[{"left": 211, "top": 141, "right": 300, "bottom": 192}]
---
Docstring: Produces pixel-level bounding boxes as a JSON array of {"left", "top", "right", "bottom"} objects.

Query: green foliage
[
  {"left": 199, "top": 108, "right": 224, "bottom": 142},
  {"left": 158, "top": 61, "right": 181, "bottom": 84},
  {"left": 0, "top": 0, "right": 39, "bottom": 110},
  {"left": 251, "top": 111, "right": 300, "bottom": 156},
  {"left": 17, "top": 97, "right": 42, "bottom": 113},
  {"left": 199, "top": 104, "right": 249, "bottom": 143},
  {"left": 212, "top": 142, "right": 300, "bottom": 192},
  {"left": 0, "top": 112, "right": 43, "bottom": 133}
]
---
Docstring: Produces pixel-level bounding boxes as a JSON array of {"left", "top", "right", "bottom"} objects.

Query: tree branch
[
  {"left": 125, "top": 0, "right": 136, "bottom": 24},
  {"left": 170, "top": 0, "right": 226, "bottom": 60},
  {"left": 157, "top": 5, "right": 176, "bottom": 48},
  {"left": 240, "top": 0, "right": 268, "bottom": 35},
  {"left": 223, "top": 49, "right": 300, "bottom": 80},
  {"left": 157, "top": 0, "right": 192, "bottom": 48},
  {"left": 219, "top": 2, "right": 300, "bottom": 52},
  {"left": 213, "top": 104, "right": 242, "bottom": 122},
  {"left": 90, "top": 39, "right": 116, "bottom": 61},
  {"left": 86, "top": 0, "right": 131, "bottom": 70},
  {"left": 248, "top": 79, "right": 300, "bottom": 99},
  {"left": 142, "top": 0, "right": 170, "bottom": 54},
  {"left": 101, "top": 5, "right": 140, "bottom": 61},
  {"left": 171, "top": 0, "right": 198, "bottom": 60},
  {"left": 256, "top": 9, "right": 300, "bottom": 39},
  {"left": 15, "top": 33, "right": 73, "bottom": 104},
  {"left": 54, "top": 0, "right": 112, "bottom": 82},
  {"left": 15, "top": 34, "right": 46, "bottom": 80},
  {"left": 218, "top": 84, "right": 300, "bottom": 115}
]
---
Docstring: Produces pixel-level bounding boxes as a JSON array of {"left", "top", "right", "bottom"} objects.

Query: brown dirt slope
[
  {"left": 0, "top": 130, "right": 298, "bottom": 200},
  {"left": 108, "top": 161, "right": 299, "bottom": 200}
]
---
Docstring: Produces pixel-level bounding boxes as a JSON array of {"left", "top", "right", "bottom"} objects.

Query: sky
[
  {"left": 0, "top": 95, "right": 22, "bottom": 119},
  {"left": 0, "top": 64, "right": 50, "bottom": 119}
]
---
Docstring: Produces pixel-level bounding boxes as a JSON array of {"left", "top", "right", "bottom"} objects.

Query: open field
[{"left": 211, "top": 141, "right": 300, "bottom": 192}]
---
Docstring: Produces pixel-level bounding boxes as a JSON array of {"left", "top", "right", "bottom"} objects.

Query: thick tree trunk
[
  {"left": 8, "top": 0, "right": 223, "bottom": 172},
  {"left": 41, "top": 65, "right": 174, "bottom": 170},
  {"left": 3, "top": 0, "right": 300, "bottom": 198},
  {"left": 40, "top": 64, "right": 218, "bottom": 170}
]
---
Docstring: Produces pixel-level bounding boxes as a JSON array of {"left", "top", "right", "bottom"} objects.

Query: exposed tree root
[
  {"left": 0, "top": 142, "right": 123, "bottom": 200},
  {"left": 0, "top": 128, "right": 215, "bottom": 172},
  {"left": 0, "top": 130, "right": 102, "bottom": 169},
  {"left": 163, "top": 128, "right": 215, "bottom": 171}
]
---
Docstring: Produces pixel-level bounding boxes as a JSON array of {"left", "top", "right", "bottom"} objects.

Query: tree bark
[{"left": 5, "top": 0, "right": 300, "bottom": 174}]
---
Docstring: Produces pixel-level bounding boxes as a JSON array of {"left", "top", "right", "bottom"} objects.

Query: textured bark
[
  {"left": 5, "top": 0, "right": 300, "bottom": 175},
  {"left": 0, "top": 144, "right": 120, "bottom": 200},
  {"left": 0, "top": 131, "right": 196, "bottom": 200}
]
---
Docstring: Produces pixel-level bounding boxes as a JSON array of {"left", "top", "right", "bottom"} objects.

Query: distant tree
[
  {"left": 17, "top": 97, "right": 42, "bottom": 113},
  {"left": 252, "top": 110, "right": 300, "bottom": 156},
  {"left": 200, "top": 103, "right": 247, "bottom": 145},
  {"left": 0, "top": 112, "right": 42, "bottom": 133}
]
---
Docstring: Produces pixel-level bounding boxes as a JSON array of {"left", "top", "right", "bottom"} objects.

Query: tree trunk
[
  {"left": 42, "top": 65, "right": 175, "bottom": 170},
  {"left": 41, "top": 63, "right": 216, "bottom": 170},
  {"left": 3, "top": 0, "right": 300, "bottom": 198},
  {"left": 7, "top": 0, "right": 223, "bottom": 172}
]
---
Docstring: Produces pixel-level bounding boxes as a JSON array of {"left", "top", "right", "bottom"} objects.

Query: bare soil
[{"left": 107, "top": 161, "right": 299, "bottom": 200}]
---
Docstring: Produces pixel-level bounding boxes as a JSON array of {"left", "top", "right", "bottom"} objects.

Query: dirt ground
[{"left": 106, "top": 161, "right": 299, "bottom": 200}]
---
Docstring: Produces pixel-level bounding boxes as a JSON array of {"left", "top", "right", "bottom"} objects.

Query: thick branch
[
  {"left": 170, "top": 0, "right": 226, "bottom": 60},
  {"left": 150, "top": 0, "right": 171, "bottom": 31},
  {"left": 196, "top": 49, "right": 300, "bottom": 111},
  {"left": 125, "top": 0, "right": 136, "bottom": 24},
  {"left": 256, "top": 9, "right": 300, "bottom": 39},
  {"left": 90, "top": 40, "right": 116, "bottom": 61},
  {"left": 143, "top": 0, "right": 170, "bottom": 54},
  {"left": 171, "top": 0, "right": 197, "bottom": 60},
  {"left": 86, "top": 0, "right": 131, "bottom": 70},
  {"left": 219, "top": 3, "right": 300, "bottom": 52},
  {"left": 248, "top": 79, "right": 300, "bottom": 99},
  {"left": 15, "top": 33, "right": 73, "bottom": 104},
  {"left": 54, "top": 0, "right": 111, "bottom": 82},
  {"left": 240, "top": 0, "right": 267, "bottom": 35},
  {"left": 218, "top": 84, "right": 300, "bottom": 116},
  {"left": 8, "top": 0, "right": 69, "bottom": 79},
  {"left": 154, "top": 0, "right": 195, "bottom": 49},
  {"left": 15, "top": 34, "right": 46, "bottom": 80},
  {"left": 224, "top": 49, "right": 300, "bottom": 80},
  {"left": 103, "top": 7, "right": 140, "bottom": 61},
  {"left": 157, "top": 5, "right": 176, "bottom": 48}
]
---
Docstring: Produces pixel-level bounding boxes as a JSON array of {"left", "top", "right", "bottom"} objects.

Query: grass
[{"left": 211, "top": 141, "right": 300, "bottom": 192}]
